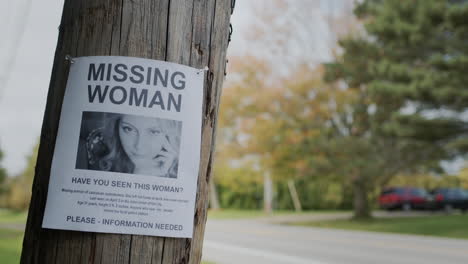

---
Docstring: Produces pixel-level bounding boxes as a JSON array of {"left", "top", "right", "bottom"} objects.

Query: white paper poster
[{"left": 42, "top": 56, "right": 204, "bottom": 238}]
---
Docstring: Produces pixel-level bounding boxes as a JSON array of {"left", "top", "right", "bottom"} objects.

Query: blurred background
[{"left": 1, "top": 0, "right": 468, "bottom": 263}]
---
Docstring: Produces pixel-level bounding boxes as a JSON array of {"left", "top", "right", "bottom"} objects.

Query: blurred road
[{"left": 202, "top": 218, "right": 468, "bottom": 264}]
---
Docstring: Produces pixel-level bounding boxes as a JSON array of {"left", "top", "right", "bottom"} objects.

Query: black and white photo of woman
[{"left": 76, "top": 112, "right": 182, "bottom": 178}]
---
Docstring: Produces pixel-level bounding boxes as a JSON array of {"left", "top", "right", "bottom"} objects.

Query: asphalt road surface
[{"left": 202, "top": 219, "right": 468, "bottom": 264}]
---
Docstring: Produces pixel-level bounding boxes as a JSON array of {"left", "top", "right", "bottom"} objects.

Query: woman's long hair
[
  {"left": 98, "top": 113, "right": 134, "bottom": 173},
  {"left": 162, "top": 119, "right": 181, "bottom": 178}
]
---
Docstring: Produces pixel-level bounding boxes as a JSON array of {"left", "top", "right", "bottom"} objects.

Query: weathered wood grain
[
  {"left": 20, "top": 0, "right": 232, "bottom": 263},
  {"left": 166, "top": 0, "right": 193, "bottom": 64},
  {"left": 189, "top": 1, "right": 230, "bottom": 263}
]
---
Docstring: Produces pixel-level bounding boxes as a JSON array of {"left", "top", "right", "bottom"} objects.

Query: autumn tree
[
  {"left": 215, "top": 57, "right": 275, "bottom": 211},
  {"left": 215, "top": 0, "right": 360, "bottom": 212},
  {"left": 216, "top": 55, "right": 358, "bottom": 210}
]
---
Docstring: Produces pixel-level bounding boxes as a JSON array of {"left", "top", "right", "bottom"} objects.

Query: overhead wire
[{"left": 0, "top": 0, "right": 33, "bottom": 101}]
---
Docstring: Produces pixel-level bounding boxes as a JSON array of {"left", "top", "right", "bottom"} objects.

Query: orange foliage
[{"left": 216, "top": 55, "right": 354, "bottom": 181}]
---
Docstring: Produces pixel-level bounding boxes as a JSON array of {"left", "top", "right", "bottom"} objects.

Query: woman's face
[{"left": 118, "top": 115, "right": 176, "bottom": 176}]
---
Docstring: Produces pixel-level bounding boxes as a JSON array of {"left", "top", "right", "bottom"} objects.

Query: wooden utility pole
[{"left": 21, "top": 0, "right": 232, "bottom": 263}]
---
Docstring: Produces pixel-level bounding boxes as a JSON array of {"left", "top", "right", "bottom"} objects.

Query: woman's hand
[{"left": 152, "top": 135, "right": 178, "bottom": 177}]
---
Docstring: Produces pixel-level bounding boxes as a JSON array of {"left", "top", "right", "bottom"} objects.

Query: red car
[{"left": 379, "top": 187, "right": 430, "bottom": 211}]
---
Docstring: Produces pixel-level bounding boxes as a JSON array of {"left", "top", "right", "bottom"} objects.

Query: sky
[
  {"left": 0, "top": 0, "right": 62, "bottom": 175},
  {"left": 0, "top": 0, "right": 390, "bottom": 176}
]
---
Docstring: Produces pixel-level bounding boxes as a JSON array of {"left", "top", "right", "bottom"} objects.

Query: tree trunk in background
[
  {"left": 352, "top": 176, "right": 371, "bottom": 219},
  {"left": 287, "top": 180, "right": 302, "bottom": 212},
  {"left": 20, "top": 1, "right": 232, "bottom": 263},
  {"left": 209, "top": 177, "right": 220, "bottom": 210},
  {"left": 264, "top": 172, "right": 273, "bottom": 214}
]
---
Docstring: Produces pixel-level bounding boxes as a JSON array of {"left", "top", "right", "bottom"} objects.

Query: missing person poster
[{"left": 42, "top": 56, "right": 204, "bottom": 238}]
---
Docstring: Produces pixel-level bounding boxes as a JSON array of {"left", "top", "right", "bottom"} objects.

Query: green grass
[
  {"left": 0, "top": 210, "right": 27, "bottom": 263},
  {"left": 0, "top": 210, "right": 27, "bottom": 224},
  {"left": 207, "top": 209, "right": 346, "bottom": 219},
  {"left": 0, "top": 228, "right": 24, "bottom": 264},
  {"left": 207, "top": 209, "right": 268, "bottom": 219},
  {"left": 295, "top": 214, "right": 468, "bottom": 239}
]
